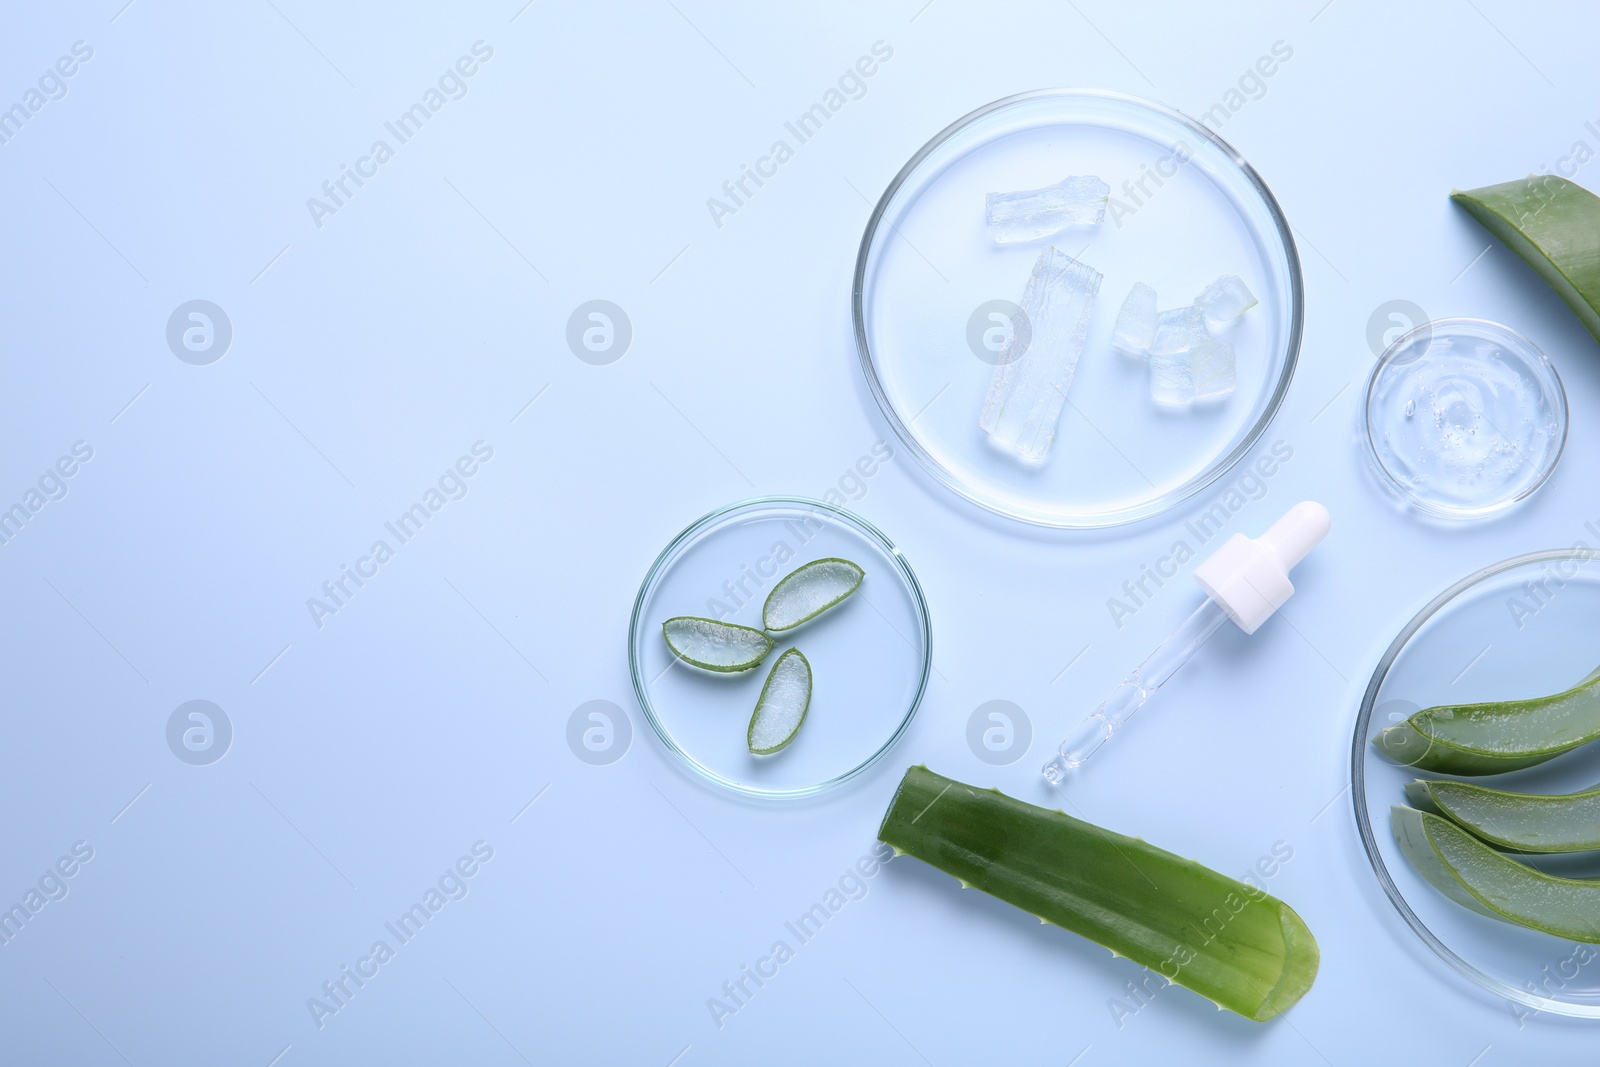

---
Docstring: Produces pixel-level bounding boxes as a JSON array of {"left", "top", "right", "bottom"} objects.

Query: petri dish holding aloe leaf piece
[
  {"left": 629, "top": 498, "right": 930, "bottom": 799},
  {"left": 853, "top": 89, "right": 1303, "bottom": 527},
  {"left": 1353, "top": 549, "right": 1600, "bottom": 1017}
]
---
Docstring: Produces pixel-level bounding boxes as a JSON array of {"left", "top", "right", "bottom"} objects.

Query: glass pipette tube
[{"left": 1042, "top": 598, "right": 1228, "bottom": 783}]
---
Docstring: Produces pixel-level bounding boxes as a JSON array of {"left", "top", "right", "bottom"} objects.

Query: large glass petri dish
[
  {"left": 1353, "top": 549, "right": 1600, "bottom": 1016},
  {"left": 629, "top": 498, "right": 930, "bottom": 799},
  {"left": 853, "top": 89, "right": 1303, "bottom": 527}
]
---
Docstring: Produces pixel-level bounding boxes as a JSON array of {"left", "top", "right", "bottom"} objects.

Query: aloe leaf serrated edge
[
  {"left": 877, "top": 766, "right": 1319, "bottom": 1021},
  {"left": 1452, "top": 176, "right": 1600, "bottom": 345}
]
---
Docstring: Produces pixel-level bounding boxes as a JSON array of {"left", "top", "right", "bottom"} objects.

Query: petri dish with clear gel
[
  {"left": 629, "top": 498, "right": 930, "bottom": 799},
  {"left": 1362, "top": 318, "right": 1567, "bottom": 520},
  {"left": 853, "top": 89, "right": 1303, "bottom": 528},
  {"left": 1353, "top": 549, "right": 1600, "bottom": 1017}
]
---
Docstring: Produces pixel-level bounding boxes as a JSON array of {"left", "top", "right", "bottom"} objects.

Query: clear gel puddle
[{"left": 1364, "top": 320, "right": 1566, "bottom": 519}]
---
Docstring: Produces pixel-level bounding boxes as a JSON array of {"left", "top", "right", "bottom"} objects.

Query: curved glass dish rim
[
  {"left": 628, "top": 495, "right": 932, "bottom": 800},
  {"left": 1350, "top": 547, "right": 1600, "bottom": 1017},
  {"left": 851, "top": 87, "right": 1305, "bottom": 529},
  {"left": 1360, "top": 316, "right": 1570, "bottom": 519}
]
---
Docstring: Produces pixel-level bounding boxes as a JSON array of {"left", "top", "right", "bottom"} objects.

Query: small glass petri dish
[
  {"left": 1353, "top": 549, "right": 1600, "bottom": 1017},
  {"left": 629, "top": 497, "right": 930, "bottom": 799},
  {"left": 1362, "top": 318, "right": 1567, "bottom": 519},
  {"left": 853, "top": 89, "right": 1303, "bottom": 528}
]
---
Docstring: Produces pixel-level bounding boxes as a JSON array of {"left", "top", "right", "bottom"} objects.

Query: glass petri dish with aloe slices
[
  {"left": 1353, "top": 548, "right": 1600, "bottom": 1017},
  {"left": 629, "top": 497, "right": 931, "bottom": 799}
]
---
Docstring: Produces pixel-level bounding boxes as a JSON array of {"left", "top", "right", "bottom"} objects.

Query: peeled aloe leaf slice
[
  {"left": 1392, "top": 806, "right": 1600, "bottom": 942},
  {"left": 1372, "top": 664, "right": 1600, "bottom": 775},
  {"left": 662, "top": 616, "right": 773, "bottom": 673},
  {"left": 747, "top": 649, "right": 811, "bottom": 754},
  {"left": 878, "top": 766, "right": 1320, "bottom": 1021},
  {"left": 1407, "top": 778, "right": 1600, "bottom": 853},
  {"left": 1453, "top": 176, "right": 1600, "bottom": 344},
  {"left": 762, "top": 558, "right": 865, "bottom": 632}
]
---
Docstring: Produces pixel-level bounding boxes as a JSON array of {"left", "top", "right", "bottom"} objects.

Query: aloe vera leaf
[
  {"left": 877, "top": 766, "right": 1319, "bottom": 1021},
  {"left": 1392, "top": 806, "right": 1600, "bottom": 941},
  {"left": 762, "top": 558, "right": 865, "bottom": 632},
  {"left": 747, "top": 649, "right": 811, "bottom": 754},
  {"left": 1452, "top": 176, "right": 1600, "bottom": 345},
  {"left": 661, "top": 617, "right": 773, "bottom": 673},
  {"left": 1407, "top": 778, "right": 1600, "bottom": 853},
  {"left": 1372, "top": 665, "right": 1600, "bottom": 774}
]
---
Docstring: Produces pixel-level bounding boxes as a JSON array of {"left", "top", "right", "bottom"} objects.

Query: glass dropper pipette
[{"left": 1043, "top": 502, "right": 1331, "bottom": 785}]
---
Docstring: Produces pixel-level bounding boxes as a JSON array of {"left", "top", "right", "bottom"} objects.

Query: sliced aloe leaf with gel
[
  {"left": 1407, "top": 778, "right": 1600, "bottom": 853},
  {"left": 879, "top": 766, "right": 1320, "bottom": 1021},
  {"left": 762, "top": 558, "right": 865, "bottom": 632},
  {"left": 662, "top": 616, "right": 773, "bottom": 673},
  {"left": 1392, "top": 806, "right": 1600, "bottom": 941},
  {"left": 1453, "top": 176, "right": 1600, "bottom": 345},
  {"left": 748, "top": 649, "right": 811, "bottom": 754},
  {"left": 1372, "top": 664, "right": 1600, "bottom": 774}
]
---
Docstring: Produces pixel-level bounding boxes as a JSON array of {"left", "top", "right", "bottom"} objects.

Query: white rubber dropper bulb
[{"left": 1192, "top": 501, "right": 1331, "bottom": 634}]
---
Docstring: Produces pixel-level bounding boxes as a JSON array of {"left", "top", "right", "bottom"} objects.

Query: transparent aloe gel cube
[
  {"left": 1190, "top": 336, "right": 1237, "bottom": 402},
  {"left": 1195, "top": 274, "right": 1257, "bottom": 329},
  {"left": 1150, "top": 351, "right": 1194, "bottom": 407},
  {"left": 1149, "top": 306, "right": 1205, "bottom": 356},
  {"left": 1111, "top": 282, "right": 1157, "bottom": 359}
]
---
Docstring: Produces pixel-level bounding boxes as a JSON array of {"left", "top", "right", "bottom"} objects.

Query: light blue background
[{"left": 2, "top": 1, "right": 1598, "bottom": 1063}]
